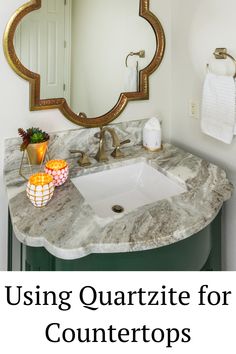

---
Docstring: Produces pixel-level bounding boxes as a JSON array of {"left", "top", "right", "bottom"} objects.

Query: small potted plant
[{"left": 18, "top": 127, "right": 50, "bottom": 165}]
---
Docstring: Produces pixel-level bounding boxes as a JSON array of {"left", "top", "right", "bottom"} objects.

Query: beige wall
[
  {"left": 171, "top": 0, "right": 236, "bottom": 270},
  {"left": 0, "top": 0, "right": 171, "bottom": 270}
]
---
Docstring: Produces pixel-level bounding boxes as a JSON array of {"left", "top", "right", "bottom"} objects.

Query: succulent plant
[{"left": 18, "top": 127, "right": 50, "bottom": 151}]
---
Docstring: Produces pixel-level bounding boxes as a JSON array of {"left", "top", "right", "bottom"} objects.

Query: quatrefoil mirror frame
[{"left": 4, "top": 0, "right": 165, "bottom": 128}]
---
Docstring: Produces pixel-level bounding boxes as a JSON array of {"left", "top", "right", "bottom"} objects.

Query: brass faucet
[
  {"left": 69, "top": 149, "right": 91, "bottom": 167},
  {"left": 94, "top": 126, "right": 130, "bottom": 162}
]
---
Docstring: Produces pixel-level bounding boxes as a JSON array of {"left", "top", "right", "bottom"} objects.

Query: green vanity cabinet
[{"left": 10, "top": 210, "right": 221, "bottom": 271}]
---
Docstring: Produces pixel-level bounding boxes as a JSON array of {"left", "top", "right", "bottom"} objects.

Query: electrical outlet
[{"left": 189, "top": 100, "right": 199, "bottom": 119}]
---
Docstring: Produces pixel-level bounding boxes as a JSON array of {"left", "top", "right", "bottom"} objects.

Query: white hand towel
[
  {"left": 124, "top": 65, "right": 138, "bottom": 92},
  {"left": 201, "top": 72, "right": 236, "bottom": 144}
]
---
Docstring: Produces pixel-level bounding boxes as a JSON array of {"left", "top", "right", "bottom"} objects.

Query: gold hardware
[
  {"left": 125, "top": 50, "right": 145, "bottom": 67},
  {"left": 207, "top": 48, "right": 236, "bottom": 78},
  {"left": 94, "top": 127, "right": 129, "bottom": 162},
  {"left": 3, "top": 0, "right": 165, "bottom": 128},
  {"left": 69, "top": 150, "right": 91, "bottom": 167},
  {"left": 214, "top": 48, "right": 227, "bottom": 59},
  {"left": 111, "top": 139, "right": 131, "bottom": 159},
  {"left": 94, "top": 127, "right": 108, "bottom": 162}
]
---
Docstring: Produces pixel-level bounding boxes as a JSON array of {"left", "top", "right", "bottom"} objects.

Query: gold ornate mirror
[{"left": 4, "top": 0, "right": 165, "bottom": 127}]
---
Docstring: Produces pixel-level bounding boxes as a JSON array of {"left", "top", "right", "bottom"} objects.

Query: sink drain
[{"left": 112, "top": 205, "right": 124, "bottom": 214}]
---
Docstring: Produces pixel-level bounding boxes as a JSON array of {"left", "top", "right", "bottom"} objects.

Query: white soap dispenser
[{"left": 143, "top": 117, "right": 162, "bottom": 151}]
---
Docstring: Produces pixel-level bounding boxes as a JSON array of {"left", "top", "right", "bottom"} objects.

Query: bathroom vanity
[
  {"left": 5, "top": 120, "right": 233, "bottom": 271},
  {"left": 3, "top": 2, "right": 233, "bottom": 271}
]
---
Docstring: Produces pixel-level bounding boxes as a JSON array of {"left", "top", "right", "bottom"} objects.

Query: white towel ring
[{"left": 207, "top": 48, "right": 236, "bottom": 79}]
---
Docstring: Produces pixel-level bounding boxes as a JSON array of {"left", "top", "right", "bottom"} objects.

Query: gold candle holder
[
  {"left": 45, "top": 160, "right": 69, "bottom": 187},
  {"left": 26, "top": 173, "right": 54, "bottom": 208}
]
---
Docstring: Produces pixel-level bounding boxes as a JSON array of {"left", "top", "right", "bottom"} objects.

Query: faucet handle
[
  {"left": 120, "top": 139, "right": 131, "bottom": 146},
  {"left": 111, "top": 139, "right": 131, "bottom": 159},
  {"left": 69, "top": 150, "right": 91, "bottom": 167}
]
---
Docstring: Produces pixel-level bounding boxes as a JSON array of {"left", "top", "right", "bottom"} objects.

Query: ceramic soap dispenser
[{"left": 143, "top": 117, "right": 162, "bottom": 151}]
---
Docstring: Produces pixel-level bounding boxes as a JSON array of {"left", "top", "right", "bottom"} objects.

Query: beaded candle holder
[
  {"left": 26, "top": 173, "right": 54, "bottom": 208},
  {"left": 45, "top": 160, "right": 69, "bottom": 187}
]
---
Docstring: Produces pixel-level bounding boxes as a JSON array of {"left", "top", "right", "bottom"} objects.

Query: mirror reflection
[{"left": 14, "top": 0, "right": 156, "bottom": 118}]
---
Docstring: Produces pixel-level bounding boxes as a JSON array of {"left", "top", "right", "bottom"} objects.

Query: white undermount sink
[{"left": 71, "top": 161, "right": 186, "bottom": 218}]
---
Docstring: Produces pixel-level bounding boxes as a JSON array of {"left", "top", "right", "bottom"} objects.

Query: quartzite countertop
[{"left": 4, "top": 136, "right": 233, "bottom": 260}]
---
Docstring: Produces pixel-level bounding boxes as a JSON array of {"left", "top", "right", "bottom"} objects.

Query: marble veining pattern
[{"left": 4, "top": 120, "right": 233, "bottom": 260}]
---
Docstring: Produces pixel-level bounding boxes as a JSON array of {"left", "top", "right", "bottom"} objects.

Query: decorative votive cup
[
  {"left": 45, "top": 160, "right": 69, "bottom": 187},
  {"left": 26, "top": 173, "right": 54, "bottom": 208}
]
